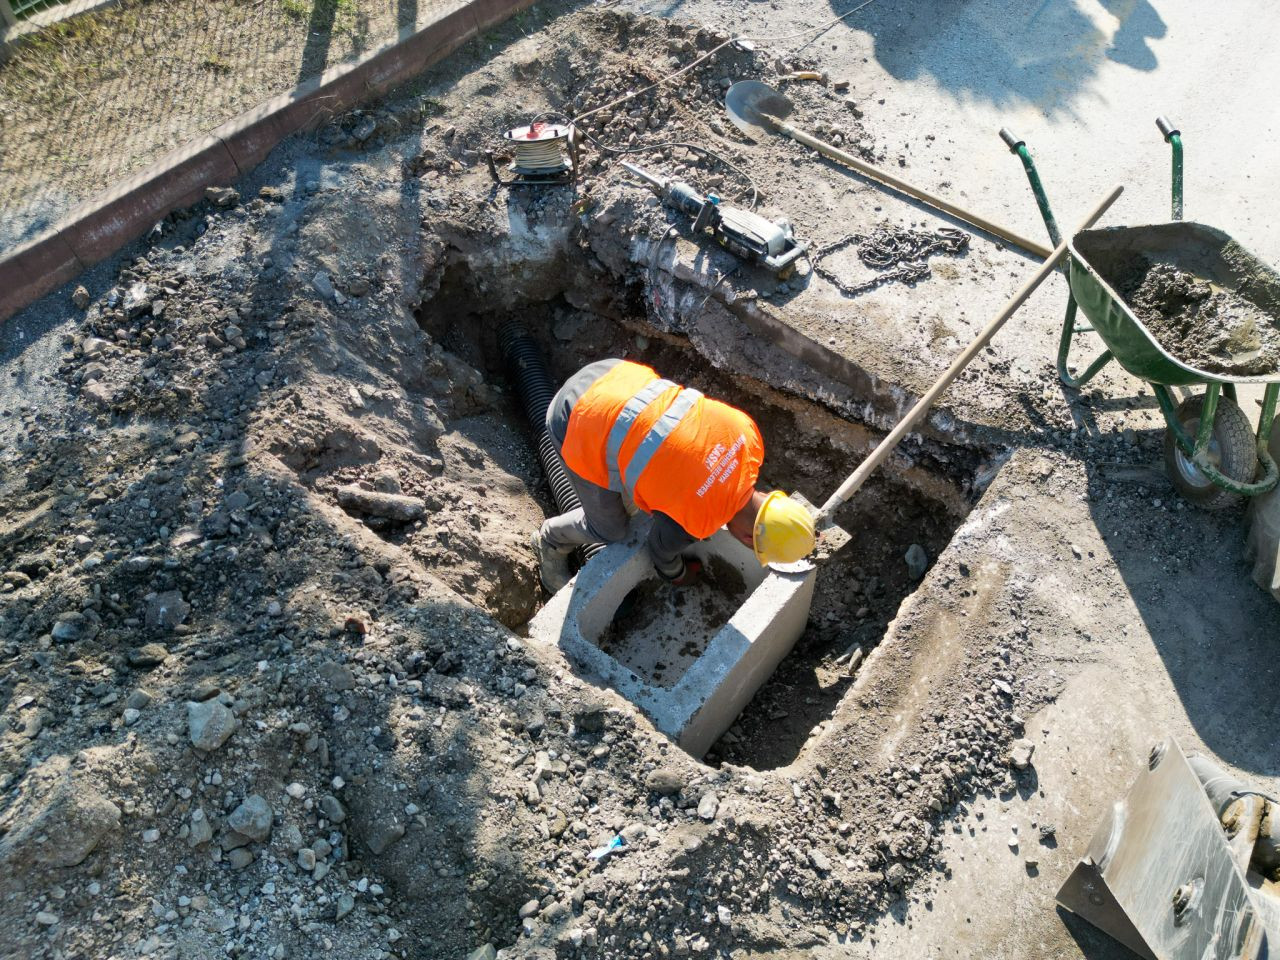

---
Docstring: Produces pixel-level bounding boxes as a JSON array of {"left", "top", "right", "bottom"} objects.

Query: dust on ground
[{"left": 1114, "top": 255, "right": 1280, "bottom": 376}]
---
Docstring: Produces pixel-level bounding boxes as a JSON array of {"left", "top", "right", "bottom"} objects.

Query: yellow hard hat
[{"left": 752, "top": 491, "right": 817, "bottom": 566}]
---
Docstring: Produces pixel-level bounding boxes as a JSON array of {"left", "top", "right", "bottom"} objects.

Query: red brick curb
[
  {"left": 62, "top": 135, "right": 241, "bottom": 266},
  {"left": 0, "top": 231, "right": 83, "bottom": 322},
  {"left": 0, "top": 0, "right": 535, "bottom": 323}
]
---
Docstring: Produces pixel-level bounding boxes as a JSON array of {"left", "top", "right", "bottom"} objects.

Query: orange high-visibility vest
[{"left": 560, "top": 361, "right": 763, "bottom": 538}]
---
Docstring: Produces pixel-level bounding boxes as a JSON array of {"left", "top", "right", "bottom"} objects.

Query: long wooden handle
[
  {"left": 817, "top": 184, "right": 1124, "bottom": 519},
  {"left": 782, "top": 123, "right": 1053, "bottom": 260}
]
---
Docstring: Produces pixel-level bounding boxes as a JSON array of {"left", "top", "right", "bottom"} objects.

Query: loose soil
[
  {"left": 0, "top": 9, "right": 1071, "bottom": 960},
  {"left": 1115, "top": 255, "right": 1280, "bottom": 376}
]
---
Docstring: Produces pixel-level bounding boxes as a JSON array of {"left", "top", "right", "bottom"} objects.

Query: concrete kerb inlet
[{"left": 529, "top": 520, "right": 816, "bottom": 758}]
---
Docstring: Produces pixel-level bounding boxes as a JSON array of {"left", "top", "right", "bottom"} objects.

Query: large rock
[
  {"left": 82, "top": 381, "right": 119, "bottom": 411},
  {"left": 146, "top": 591, "right": 190, "bottom": 631},
  {"left": 0, "top": 760, "right": 121, "bottom": 868},
  {"left": 50, "top": 611, "right": 99, "bottom": 643},
  {"left": 644, "top": 766, "right": 687, "bottom": 795},
  {"left": 316, "top": 661, "right": 355, "bottom": 692},
  {"left": 335, "top": 485, "right": 425, "bottom": 522},
  {"left": 122, "top": 281, "right": 153, "bottom": 318},
  {"left": 1008, "top": 738, "right": 1036, "bottom": 769},
  {"left": 904, "top": 543, "right": 929, "bottom": 580},
  {"left": 365, "top": 818, "right": 405, "bottom": 855},
  {"left": 225, "top": 795, "right": 273, "bottom": 845},
  {"left": 697, "top": 792, "right": 719, "bottom": 821},
  {"left": 319, "top": 795, "right": 346, "bottom": 824},
  {"left": 312, "top": 271, "right": 337, "bottom": 300},
  {"left": 187, "top": 699, "right": 236, "bottom": 751},
  {"left": 187, "top": 807, "right": 214, "bottom": 847},
  {"left": 80, "top": 336, "right": 112, "bottom": 358},
  {"left": 127, "top": 643, "right": 169, "bottom": 669}
]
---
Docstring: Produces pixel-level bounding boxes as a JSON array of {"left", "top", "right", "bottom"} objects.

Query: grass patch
[{"left": 279, "top": 0, "right": 358, "bottom": 22}]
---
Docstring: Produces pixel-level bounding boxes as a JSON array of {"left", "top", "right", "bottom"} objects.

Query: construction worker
[{"left": 532, "top": 358, "right": 816, "bottom": 591}]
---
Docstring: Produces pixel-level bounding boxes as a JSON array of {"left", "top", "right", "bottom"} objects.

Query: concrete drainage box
[{"left": 529, "top": 520, "right": 815, "bottom": 757}]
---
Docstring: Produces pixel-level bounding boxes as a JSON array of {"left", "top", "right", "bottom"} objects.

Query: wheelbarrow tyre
[
  {"left": 1245, "top": 429, "right": 1280, "bottom": 603},
  {"left": 1162, "top": 393, "right": 1256, "bottom": 511}
]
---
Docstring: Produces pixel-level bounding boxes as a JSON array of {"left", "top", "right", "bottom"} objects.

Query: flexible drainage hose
[{"left": 498, "top": 322, "right": 602, "bottom": 562}]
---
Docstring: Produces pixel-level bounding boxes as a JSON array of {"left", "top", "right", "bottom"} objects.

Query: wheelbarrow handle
[
  {"left": 1155, "top": 116, "right": 1184, "bottom": 219},
  {"left": 817, "top": 184, "right": 1126, "bottom": 520}
]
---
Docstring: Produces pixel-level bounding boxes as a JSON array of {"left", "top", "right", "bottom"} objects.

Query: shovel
[
  {"left": 724, "top": 80, "right": 1053, "bottom": 259},
  {"left": 794, "top": 184, "right": 1125, "bottom": 559}
]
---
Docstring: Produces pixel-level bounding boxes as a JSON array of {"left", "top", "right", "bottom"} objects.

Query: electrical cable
[
  {"left": 496, "top": 0, "right": 882, "bottom": 200},
  {"left": 498, "top": 117, "right": 576, "bottom": 174},
  {"left": 510, "top": 137, "right": 572, "bottom": 173}
]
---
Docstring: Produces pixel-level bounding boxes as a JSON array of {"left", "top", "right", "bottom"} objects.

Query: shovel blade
[
  {"left": 725, "top": 80, "right": 794, "bottom": 140},
  {"left": 790, "top": 491, "right": 852, "bottom": 561}
]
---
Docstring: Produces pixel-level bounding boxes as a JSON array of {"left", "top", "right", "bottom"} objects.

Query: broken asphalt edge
[{"left": 0, "top": 0, "right": 536, "bottom": 324}]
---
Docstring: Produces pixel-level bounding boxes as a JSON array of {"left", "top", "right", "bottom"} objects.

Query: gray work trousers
[{"left": 539, "top": 464, "right": 631, "bottom": 553}]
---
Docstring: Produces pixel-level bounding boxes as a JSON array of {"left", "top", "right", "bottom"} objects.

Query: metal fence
[
  {"left": 1, "top": 0, "right": 90, "bottom": 28},
  {"left": 0, "top": 0, "right": 454, "bottom": 252},
  {"left": 4, "top": 0, "right": 65, "bottom": 22}
]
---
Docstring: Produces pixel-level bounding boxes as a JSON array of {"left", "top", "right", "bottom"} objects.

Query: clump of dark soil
[{"left": 1115, "top": 255, "right": 1280, "bottom": 376}]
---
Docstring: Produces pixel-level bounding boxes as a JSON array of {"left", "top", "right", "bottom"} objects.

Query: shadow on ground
[
  {"left": 1085, "top": 447, "right": 1280, "bottom": 778},
  {"left": 831, "top": 0, "right": 1164, "bottom": 115}
]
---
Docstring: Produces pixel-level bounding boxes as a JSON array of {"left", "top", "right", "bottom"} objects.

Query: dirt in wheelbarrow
[{"left": 1114, "top": 254, "right": 1280, "bottom": 376}]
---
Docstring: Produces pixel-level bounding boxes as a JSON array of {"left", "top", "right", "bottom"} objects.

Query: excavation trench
[{"left": 409, "top": 244, "right": 988, "bottom": 770}]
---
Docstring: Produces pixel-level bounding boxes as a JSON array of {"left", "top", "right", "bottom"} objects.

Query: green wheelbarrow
[{"left": 1000, "top": 119, "right": 1280, "bottom": 510}]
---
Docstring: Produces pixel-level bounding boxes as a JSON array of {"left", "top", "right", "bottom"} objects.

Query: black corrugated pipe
[{"left": 498, "top": 322, "right": 603, "bottom": 562}]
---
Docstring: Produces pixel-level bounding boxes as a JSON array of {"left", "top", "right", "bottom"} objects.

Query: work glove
[{"left": 667, "top": 557, "right": 703, "bottom": 588}]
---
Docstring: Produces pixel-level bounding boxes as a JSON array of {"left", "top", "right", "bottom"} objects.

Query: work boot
[{"left": 532, "top": 527, "right": 573, "bottom": 594}]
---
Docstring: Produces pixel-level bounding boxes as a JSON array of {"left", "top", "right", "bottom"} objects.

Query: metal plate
[
  {"left": 725, "top": 81, "right": 793, "bottom": 141},
  {"left": 1057, "top": 739, "right": 1272, "bottom": 960}
]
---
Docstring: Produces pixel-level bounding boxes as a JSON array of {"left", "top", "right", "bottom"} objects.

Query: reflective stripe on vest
[
  {"left": 621, "top": 388, "right": 703, "bottom": 495},
  {"left": 604, "top": 378, "right": 675, "bottom": 492},
  {"left": 603, "top": 385, "right": 704, "bottom": 498}
]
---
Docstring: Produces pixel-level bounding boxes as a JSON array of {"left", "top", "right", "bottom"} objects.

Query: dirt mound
[{"left": 0, "top": 8, "right": 1030, "bottom": 960}]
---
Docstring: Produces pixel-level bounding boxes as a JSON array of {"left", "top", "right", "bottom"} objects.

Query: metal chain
[{"left": 810, "top": 225, "right": 970, "bottom": 297}]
